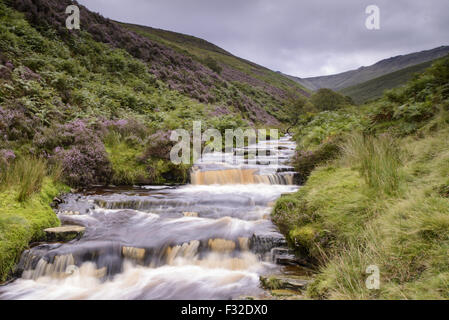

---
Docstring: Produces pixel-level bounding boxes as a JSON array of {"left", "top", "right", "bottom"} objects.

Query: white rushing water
[{"left": 0, "top": 136, "right": 299, "bottom": 300}]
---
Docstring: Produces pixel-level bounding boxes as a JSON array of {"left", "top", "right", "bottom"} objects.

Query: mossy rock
[{"left": 289, "top": 225, "right": 317, "bottom": 248}]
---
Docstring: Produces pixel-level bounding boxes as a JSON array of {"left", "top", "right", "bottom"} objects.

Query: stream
[{"left": 0, "top": 136, "right": 303, "bottom": 300}]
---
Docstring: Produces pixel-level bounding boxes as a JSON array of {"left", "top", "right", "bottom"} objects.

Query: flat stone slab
[
  {"left": 44, "top": 225, "right": 85, "bottom": 242},
  {"left": 260, "top": 275, "right": 309, "bottom": 292}
]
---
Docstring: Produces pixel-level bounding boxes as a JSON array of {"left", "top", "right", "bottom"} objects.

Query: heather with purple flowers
[
  {"left": 0, "top": 149, "right": 16, "bottom": 164},
  {"left": 54, "top": 142, "right": 112, "bottom": 187}
]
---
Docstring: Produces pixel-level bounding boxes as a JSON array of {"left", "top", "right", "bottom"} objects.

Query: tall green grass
[
  {"left": 342, "top": 133, "right": 403, "bottom": 195},
  {"left": 0, "top": 156, "right": 48, "bottom": 202}
]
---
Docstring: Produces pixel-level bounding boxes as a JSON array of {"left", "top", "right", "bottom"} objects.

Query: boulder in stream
[{"left": 249, "top": 231, "right": 287, "bottom": 254}]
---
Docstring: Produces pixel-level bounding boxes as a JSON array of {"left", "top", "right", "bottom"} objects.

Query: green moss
[
  {"left": 0, "top": 178, "right": 69, "bottom": 282},
  {"left": 289, "top": 225, "right": 317, "bottom": 248}
]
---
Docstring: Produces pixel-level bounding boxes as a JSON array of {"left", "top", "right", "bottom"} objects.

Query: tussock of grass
[
  {"left": 1, "top": 156, "right": 48, "bottom": 202},
  {"left": 341, "top": 133, "right": 403, "bottom": 195}
]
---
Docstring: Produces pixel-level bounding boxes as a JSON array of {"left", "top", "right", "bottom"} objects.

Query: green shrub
[
  {"left": 293, "top": 109, "right": 364, "bottom": 149},
  {"left": 310, "top": 88, "right": 350, "bottom": 111},
  {"left": 292, "top": 137, "right": 342, "bottom": 184}
]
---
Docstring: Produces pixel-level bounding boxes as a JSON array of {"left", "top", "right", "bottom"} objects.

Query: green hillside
[
  {"left": 340, "top": 60, "right": 435, "bottom": 104},
  {"left": 122, "top": 23, "right": 310, "bottom": 113}
]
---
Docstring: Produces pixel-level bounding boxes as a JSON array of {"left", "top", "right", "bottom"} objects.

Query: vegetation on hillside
[
  {"left": 122, "top": 22, "right": 310, "bottom": 122},
  {"left": 340, "top": 60, "right": 434, "bottom": 104},
  {"left": 273, "top": 55, "right": 449, "bottom": 299},
  {"left": 309, "top": 88, "right": 353, "bottom": 111}
]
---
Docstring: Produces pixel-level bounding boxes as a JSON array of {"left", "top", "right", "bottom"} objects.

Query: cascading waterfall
[{"left": 0, "top": 135, "right": 300, "bottom": 300}]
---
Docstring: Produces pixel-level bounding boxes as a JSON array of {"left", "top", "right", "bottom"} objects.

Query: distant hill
[
  {"left": 285, "top": 46, "right": 449, "bottom": 91},
  {"left": 339, "top": 60, "right": 436, "bottom": 104}
]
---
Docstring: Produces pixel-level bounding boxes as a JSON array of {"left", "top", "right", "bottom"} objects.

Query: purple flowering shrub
[
  {"left": 34, "top": 119, "right": 92, "bottom": 151},
  {"left": 33, "top": 119, "right": 112, "bottom": 186},
  {"left": 54, "top": 143, "right": 111, "bottom": 187},
  {"left": 0, "top": 149, "right": 16, "bottom": 171},
  {"left": 0, "top": 106, "right": 39, "bottom": 142},
  {"left": 140, "top": 130, "right": 174, "bottom": 161}
]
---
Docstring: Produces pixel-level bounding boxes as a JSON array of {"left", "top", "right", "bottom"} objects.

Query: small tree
[
  {"left": 310, "top": 88, "right": 349, "bottom": 111},
  {"left": 285, "top": 95, "right": 307, "bottom": 126}
]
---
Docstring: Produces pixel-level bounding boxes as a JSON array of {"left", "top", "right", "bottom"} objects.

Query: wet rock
[
  {"left": 183, "top": 212, "right": 199, "bottom": 217},
  {"left": 60, "top": 211, "right": 80, "bottom": 216},
  {"left": 208, "top": 239, "right": 236, "bottom": 253},
  {"left": 44, "top": 225, "right": 85, "bottom": 242},
  {"left": 275, "top": 253, "right": 303, "bottom": 266},
  {"left": 53, "top": 197, "right": 63, "bottom": 204},
  {"left": 276, "top": 166, "right": 295, "bottom": 173},
  {"left": 249, "top": 231, "right": 287, "bottom": 254},
  {"left": 272, "top": 248, "right": 297, "bottom": 266},
  {"left": 260, "top": 275, "right": 309, "bottom": 292},
  {"left": 50, "top": 196, "right": 63, "bottom": 209},
  {"left": 271, "top": 247, "right": 311, "bottom": 267},
  {"left": 269, "top": 289, "right": 303, "bottom": 300},
  {"left": 122, "top": 246, "right": 146, "bottom": 261},
  {"left": 238, "top": 237, "right": 249, "bottom": 251}
]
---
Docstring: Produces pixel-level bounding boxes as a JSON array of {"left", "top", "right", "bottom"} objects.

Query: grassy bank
[
  {"left": 0, "top": 157, "right": 69, "bottom": 281},
  {"left": 273, "top": 56, "right": 449, "bottom": 299}
]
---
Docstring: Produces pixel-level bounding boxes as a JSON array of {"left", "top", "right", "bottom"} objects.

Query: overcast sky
[{"left": 77, "top": 0, "right": 449, "bottom": 77}]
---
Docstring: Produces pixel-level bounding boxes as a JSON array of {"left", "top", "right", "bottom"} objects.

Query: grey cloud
[{"left": 78, "top": 0, "right": 449, "bottom": 77}]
